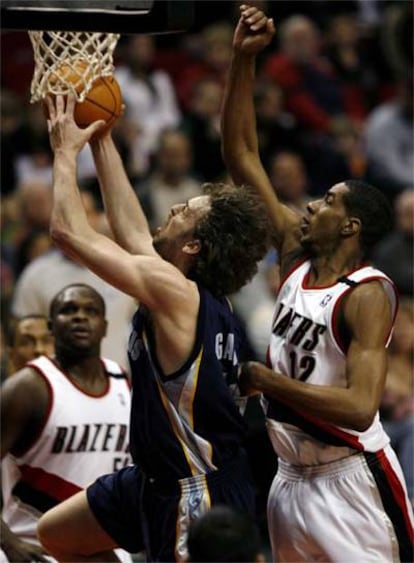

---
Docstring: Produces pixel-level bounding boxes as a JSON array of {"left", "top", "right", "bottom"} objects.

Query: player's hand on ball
[
  {"left": 46, "top": 94, "right": 105, "bottom": 154},
  {"left": 233, "top": 4, "right": 275, "bottom": 55}
]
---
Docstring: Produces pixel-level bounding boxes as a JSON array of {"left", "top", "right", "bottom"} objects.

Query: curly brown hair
[{"left": 189, "top": 183, "right": 271, "bottom": 297}]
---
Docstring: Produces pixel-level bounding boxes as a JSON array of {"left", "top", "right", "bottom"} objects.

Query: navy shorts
[
  {"left": 87, "top": 465, "right": 145, "bottom": 554},
  {"left": 87, "top": 452, "right": 255, "bottom": 562}
]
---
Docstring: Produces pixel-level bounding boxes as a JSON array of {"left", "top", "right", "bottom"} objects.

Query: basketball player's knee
[{"left": 37, "top": 511, "right": 65, "bottom": 555}]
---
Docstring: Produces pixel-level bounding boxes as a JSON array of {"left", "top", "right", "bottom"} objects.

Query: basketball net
[{"left": 28, "top": 31, "right": 120, "bottom": 103}]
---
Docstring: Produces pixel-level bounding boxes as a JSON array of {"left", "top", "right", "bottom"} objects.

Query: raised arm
[
  {"left": 221, "top": 4, "right": 301, "bottom": 260},
  {"left": 46, "top": 95, "right": 197, "bottom": 319},
  {"left": 240, "top": 281, "right": 392, "bottom": 431},
  {"left": 89, "top": 132, "right": 154, "bottom": 255}
]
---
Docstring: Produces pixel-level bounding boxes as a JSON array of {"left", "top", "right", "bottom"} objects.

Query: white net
[{"left": 28, "top": 31, "right": 120, "bottom": 103}]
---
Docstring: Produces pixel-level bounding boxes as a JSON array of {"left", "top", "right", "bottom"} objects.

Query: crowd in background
[{"left": 1, "top": 0, "right": 413, "bottom": 545}]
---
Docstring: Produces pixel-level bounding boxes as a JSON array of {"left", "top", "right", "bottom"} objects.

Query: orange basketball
[{"left": 47, "top": 59, "right": 123, "bottom": 138}]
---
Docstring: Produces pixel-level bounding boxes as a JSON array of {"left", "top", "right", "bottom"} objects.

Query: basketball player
[
  {"left": 221, "top": 5, "right": 414, "bottom": 562},
  {"left": 1, "top": 284, "right": 132, "bottom": 563},
  {"left": 6, "top": 315, "right": 54, "bottom": 374},
  {"left": 36, "top": 94, "right": 269, "bottom": 562}
]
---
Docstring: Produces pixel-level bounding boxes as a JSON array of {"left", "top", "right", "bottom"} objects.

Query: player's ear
[
  {"left": 182, "top": 239, "right": 202, "bottom": 256},
  {"left": 342, "top": 216, "right": 361, "bottom": 237}
]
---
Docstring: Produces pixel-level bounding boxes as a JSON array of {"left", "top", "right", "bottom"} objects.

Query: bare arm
[
  {"left": 221, "top": 5, "right": 301, "bottom": 261},
  {"left": 47, "top": 96, "right": 195, "bottom": 311},
  {"left": 89, "top": 133, "right": 154, "bottom": 255},
  {"left": 47, "top": 95, "right": 199, "bottom": 372},
  {"left": 1, "top": 369, "right": 50, "bottom": 561},
  {"left": 1, "top": 368, "right": 50, "bottom": 459},
  {"left": 240, "top": 282, "right": 391, "bottom": 431}
]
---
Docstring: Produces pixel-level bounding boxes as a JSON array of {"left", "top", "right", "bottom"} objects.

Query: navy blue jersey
[{"left": 127, "top": 285, "right": 248, "bottom": 483}]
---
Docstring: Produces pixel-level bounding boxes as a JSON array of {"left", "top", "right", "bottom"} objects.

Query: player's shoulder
[
  {"left": 2, "top": 365, "right": 50, "bottom": 401},
  {"left": 342, "top": 279, "right": 391, "bottom": 323}
]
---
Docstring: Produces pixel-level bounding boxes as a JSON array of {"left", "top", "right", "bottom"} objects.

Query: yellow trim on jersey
[
  {"left": 179, "top": 348, "right": 215, "bottom": 469},
  {"left": 143, "top": 332, "right": 215, "bottom": 475},
  {"left": 179, "top": 347, "right": 203, "bottom": 430}
]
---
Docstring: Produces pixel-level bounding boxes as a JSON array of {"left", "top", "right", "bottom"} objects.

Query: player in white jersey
[
  {"left": 222, "top": 5, "right": 414, "bottom": 562},
  {"left": 1, "top": 284, "right": 132, "bottom": 563}
]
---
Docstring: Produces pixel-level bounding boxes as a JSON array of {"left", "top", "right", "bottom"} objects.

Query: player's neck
[
  {"left": 309, "top": 252, "right": 364, "bottom": 286},
  {"left": 55, "top": 353, "right": 106, "bottom": 388}
]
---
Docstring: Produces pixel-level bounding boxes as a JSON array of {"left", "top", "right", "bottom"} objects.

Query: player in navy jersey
[
  {"left": 221, "top": 5, "right": 414, "bottom": 562},
  {"left": 36, "top": 94, "right": 270, "bottom": 561}
]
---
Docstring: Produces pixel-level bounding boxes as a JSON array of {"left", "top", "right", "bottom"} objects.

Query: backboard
[{"left": 1, "top": 0, "right": 193, "bottom": 34}]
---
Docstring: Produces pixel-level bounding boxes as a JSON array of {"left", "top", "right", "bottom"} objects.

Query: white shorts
[{"left": 267, "top": 445, "right": 414, "bottom": 562}]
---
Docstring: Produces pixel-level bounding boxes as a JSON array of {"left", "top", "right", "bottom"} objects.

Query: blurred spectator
[
  {"left": 0, "top": 252, "right": 14, "bottom": 332},
  {"left": 260, "top": 14, "right": 366, "bottom": 195},
  {"left": 364, "top": 79, "right": 413, "bottom": 197},
  {"left": 0, "top": 32, "right": 33, "bottom": 98},
  {"left": 14, "top": 229, "right": 51, "bottom": 279},
  {"left": 5, "top": 315, "right": 54, "bottom": 375},
  {"left": 3, "top": 181, "right": 54, "bottom": 283},
  {"left": 254, "top": 80, "right": 303, "bottom": 169},
  {"left": 380, "top": 298, "right": 414, "bottom": 504},
  {"left": 17, "top": 180, "right": 53, "bottom": 232},
  {"left": 324, "top": 14, "right": 372, "bottom": 121},
  {"left": 187, "top": 505, "right": 265, "bottom": 563},
  {"left": 1, "top": 90, "right": 22, "bottom": 196},
  {"left": 371, "top": 190, "right": 413, "bottom": 297},
  {"left": 329, "top": 117, "right": 366, "bottom": 179},
  {"left": 115, "top": 35, "right": 181, "bottom": 175},
  {"left": 182, "top": 77, "right": 225, "bottom": 182},
  {"left": 135, "top": 128, "right": 202, "bottom": 232},
  {"left": 267, "top": 151, "right": 311, "bottom": 213},
  {"left": 262, "top": 15, "right": 346, "bottom": 134},
  {"left": 301, "top": 123, "right": 354, "bottom": 196},
  {"left": 14, "top": 103, "right": 53, "bottom": 187},
  {"left": 175, "top": 21, "right": 233, "bottom": 111},
  {"left": 0, "top": 323, "right": 7, "bottom": 383},
  {"left": 11, "top": 191, "right": 136, "bottom": 370},
  {"left": 380, "top": 2, "right": 413, "bottom": 83}
]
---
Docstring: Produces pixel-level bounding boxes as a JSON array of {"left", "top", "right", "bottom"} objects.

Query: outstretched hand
[
  {"left": 45, "top": 94, "right": 105, "bottom": 154},
  {"left": 233, "top": 4, "right": 275, "bottom": 56}
]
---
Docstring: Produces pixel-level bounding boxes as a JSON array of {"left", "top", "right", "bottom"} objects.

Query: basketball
[{"left": 47, "top": 59, "right": 123, "bottom": 137}]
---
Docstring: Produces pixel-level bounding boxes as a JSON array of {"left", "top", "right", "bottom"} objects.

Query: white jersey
[
  {"left": 266, "top": 259, "right": 398, "bottom": 466},
  {"left": 2, "top": 355, "right": 132, "bottom": 553}
]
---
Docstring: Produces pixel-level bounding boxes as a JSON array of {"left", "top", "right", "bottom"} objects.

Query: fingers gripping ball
[{"left": 47, "top": 60, "right": 123, "bottom": 138}]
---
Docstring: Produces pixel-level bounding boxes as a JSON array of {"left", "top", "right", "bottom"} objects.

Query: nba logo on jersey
[{"left": 319, "top": 294, "right": 333, "bottom": 307}]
